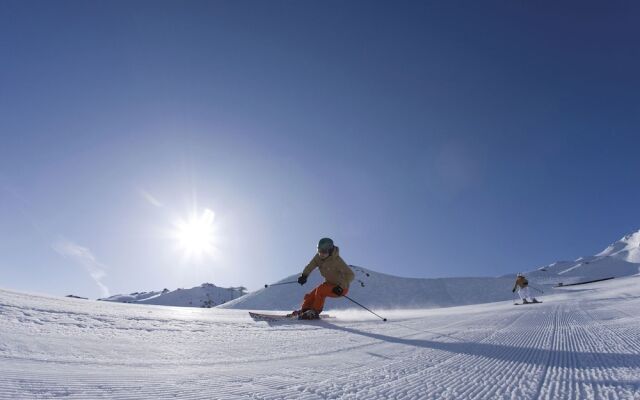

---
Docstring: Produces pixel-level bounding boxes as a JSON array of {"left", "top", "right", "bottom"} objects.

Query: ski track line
[
  {"left": 200, "top": 308, "right": 520, "bottom": 399},
  {"left": 534, "top": 302, "right": 640, "bottom": 400},
  {"left": 303, "top": 306, "right": 536, "bottom": 399},
  {"left": 573, "top": 302, "right": 640, "bottom": 399},
  {"left": 581, "top": 304, "right": 640, "bottom": 355},
  {"left": 575, "top": 302, "right": 640, "bottom": 398},
  {"left": 531, "top": 304, "right": 560, "bottom": 400},
  {"left": 298, "top": 308, "right": 516, "bottom": 367},
  {"left": 328, "top": 302, "right": 639, "bottom": 400},
  {"left": 304, "top": 308, "right": 529, "bottom": 393},
  {"left": 433, "top": 306, "right": 556, "bottom": 400},
  {"left": 0, "top": 364, "right": 290, "bottom": 400},
  {"left": 394, "top": 306, "right": 549, "bottom": 400},
  {"left": 581, "top": 302, "right": 640, "bottom": 356}
]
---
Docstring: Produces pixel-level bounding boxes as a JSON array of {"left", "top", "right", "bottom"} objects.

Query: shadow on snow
[{"left": 321, "top": 323, "right": 640, "bottom": 370}]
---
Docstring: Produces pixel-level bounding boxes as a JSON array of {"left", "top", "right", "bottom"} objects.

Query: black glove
[
  {"left": 512, "top": 289, "right": 516, "bottom": 293},
  {"left": 298, "top": 274, "right": 307, "bottom": 285},
  {"left": 332, "top": 285, "right": 343, "bottom": 296}
]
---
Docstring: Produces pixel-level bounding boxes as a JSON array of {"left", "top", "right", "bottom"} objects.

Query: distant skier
[
  {"left": 290, "top": 238, "right": 355, "bottom": 320},
  {"left": 512, "top": 273, "right": 539, "bottom": 304}
]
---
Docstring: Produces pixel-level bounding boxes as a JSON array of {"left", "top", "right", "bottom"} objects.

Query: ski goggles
[{"left": 317, "top": 245, "right": 333, "bottom": 255}]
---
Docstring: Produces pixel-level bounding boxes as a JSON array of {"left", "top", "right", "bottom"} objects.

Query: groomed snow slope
[
  {"left": 219, "top": 267, "right": 524, "bottom": 311},
  {"left": 1, "top": 276, "right": 639, "bottom": 399}
]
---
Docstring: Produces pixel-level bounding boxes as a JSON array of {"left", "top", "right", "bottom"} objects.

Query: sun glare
[{"left": 173, "top": 208, "right": 217, "bottom": 260}]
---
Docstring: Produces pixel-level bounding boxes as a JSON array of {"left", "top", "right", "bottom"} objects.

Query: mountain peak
[
  {"left": 622, "top": 229, "right": 640, "bottom": 244},
  {"left": 101, "top": 283, "right": 244, "bottom": 308},
  {"left": 596, "top": 229, "right": 640, "bottom": 263}
]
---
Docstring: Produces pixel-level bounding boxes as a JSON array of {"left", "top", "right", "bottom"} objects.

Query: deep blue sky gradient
[{"left": 1, "top": 1, "right": 639, "bottom": 297}]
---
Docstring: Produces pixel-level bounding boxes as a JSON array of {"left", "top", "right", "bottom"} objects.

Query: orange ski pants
[{"left": 301, "top": 282, "right": 349, "bottom": 313}]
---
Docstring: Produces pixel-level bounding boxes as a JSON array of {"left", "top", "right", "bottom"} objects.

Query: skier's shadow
[
  {"left": 320, "top": 323, "right": 640, "bottom": 369},
  {"left": 392, "top": 322, "right": 466, "bottom": 342}
]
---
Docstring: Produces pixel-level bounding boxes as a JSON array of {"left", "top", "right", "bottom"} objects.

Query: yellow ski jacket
[{"left": 302, "top": 246, "right": 355, "bottom": 289}]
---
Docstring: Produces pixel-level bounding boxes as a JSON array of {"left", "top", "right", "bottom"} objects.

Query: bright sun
[{"left": 173, "top": 208, "right": 217, "bottom": 260}]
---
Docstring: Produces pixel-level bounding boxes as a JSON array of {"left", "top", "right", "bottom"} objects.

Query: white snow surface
[
  {"left": 220, "top": 267, "right": 523, "bottom": 311},
  {"left": 2, "top": 275, "right": 640, "bottom": 399}
]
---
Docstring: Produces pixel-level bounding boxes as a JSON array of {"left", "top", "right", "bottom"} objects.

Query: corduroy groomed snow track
[{"left": 1, "top": 276, "right": 639, "bottom": 399}]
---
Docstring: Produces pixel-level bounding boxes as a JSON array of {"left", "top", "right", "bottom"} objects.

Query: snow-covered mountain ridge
[
  {"left": 219, "top": 267, "right": 519, "bottom": 311},
  {"left": 100, "top": 283, "right": 246, "bottom": 308},
  {"left": 597, "top": 230, "right": 640, "bottom": 263},
  {"left": 521, "top": 229, "right": 640, "bottom": 286}
]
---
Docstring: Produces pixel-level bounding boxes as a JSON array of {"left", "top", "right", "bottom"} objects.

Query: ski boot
[
  {"left": 532, "top": 298, "right": 539, "bottom": 303},
  {"left": 522, "top": 299, "right": 530, "bottom": 304},
  {"left": 287, "top": 309, "right": 305, "bottom": 318},
  {"left": 299, "top": 309, "right": 320, "bottom": 320}
]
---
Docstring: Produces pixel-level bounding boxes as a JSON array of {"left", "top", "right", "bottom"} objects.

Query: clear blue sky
[{"left": 1, "top": 1, "right": 639, "bottom": 298}]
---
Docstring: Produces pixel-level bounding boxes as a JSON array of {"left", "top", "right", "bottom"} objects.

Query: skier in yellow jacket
[
  {"left": 512, "top": 273, "right": 539, "bottom": 304},
  {"left": 291, "top": 238, "right": 355, "bottom": 320}
]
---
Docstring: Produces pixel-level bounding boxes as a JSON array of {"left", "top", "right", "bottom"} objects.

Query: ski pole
[
  {"left": 529, "top": 285, "right": 544, "bottom": 294},
  {"left": 343, "top": 294, "right": 387, "bottom": 322},
  {"left": 264, "top": 280, "right": 298, "bottom": 288}
]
